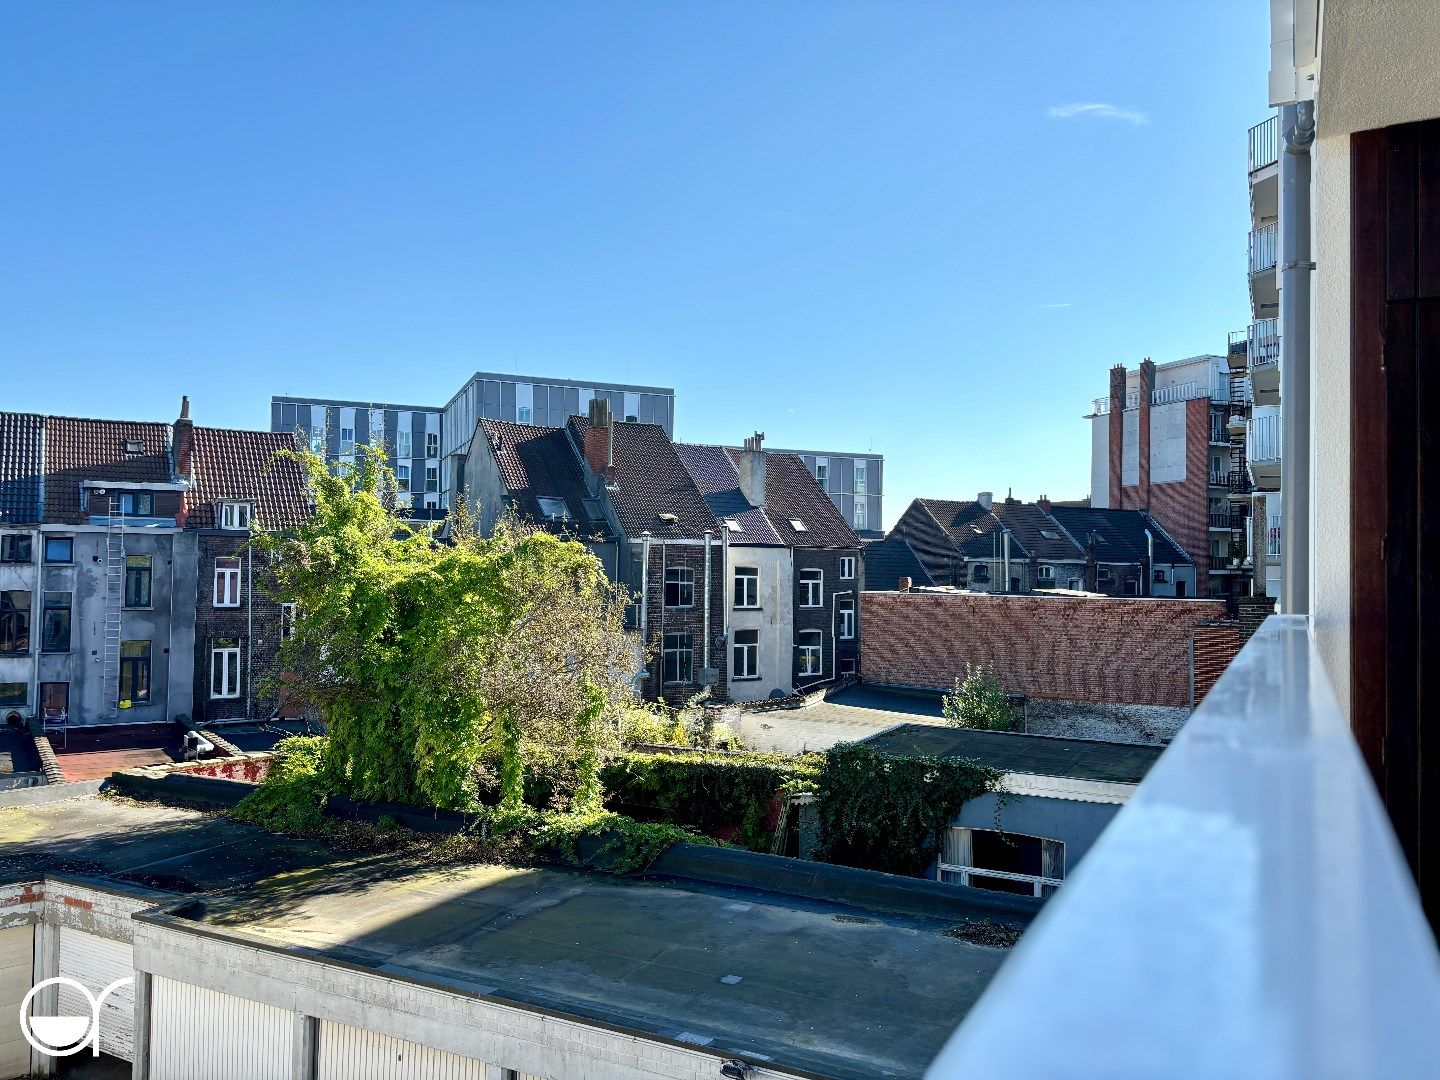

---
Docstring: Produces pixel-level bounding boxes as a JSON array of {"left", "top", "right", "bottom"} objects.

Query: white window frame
[
  {"left": 396, "top": 430, "right": 412, "bottom": 459},
  {"left": 219, "top": 501, "right": 253, "bottom": 532},
  {"left": 732, "top": 629, "right": 759, "bottom": 680},
  {"left": 396, "top": 464, "right": 411, "bottom": 487},
  {"left": 733, "top": 567, "right": 759, "bottom": 609},
  {"left": 662, "top": 632, "right": 693, "bottom": 685},
  {"left": 339, "top": 427, "right": 356, "bottom": 456},
  {"left": 1037, "top": 564, "right": 1055, "bottom": 582},
  {"left": 814, "top": 457, "right": 829, "bottom": 490},
  {"left": 309, "top": 430, "right": 326, "bottom": 455},
  {"left": 937, "top": 826, "right": 1066, "bottom": 899},
  {"left": 839, "top": 556, "right": 856, "bottom": 580},
  {"left": 210, "top": 643, "right": 241, "bottom": 700},
  {"left": 853, "top": 501, "right": 867, "bottom": 530},
  {"left": 797, "top": 630, "right": 823, "bottom": 677},
  {"left": 854, "top": 463, "right": 867, "bottom": 495},
  {"left": 664, "top": 566, "right": 695, "bottom": 609},
  {"left": 213, "top": 557, "right": 242, "bottom": 608},
  {"left": 799, "top": 568, "right": 823, "bottom": 608},
  {"left": 838, "top": 601, "right": 855, "bottom": 640},
  {"left": 517, "top": 406, "right": 533, "bottom": 425},
  {"left": 425, "top": 467, "right": 439, "bottom": 493},
  {"left": 426, "top": 432, "right": 439, "bottom": 458},
  {"left": 280, "top": 603, "right": 296, "bottom": 641}
]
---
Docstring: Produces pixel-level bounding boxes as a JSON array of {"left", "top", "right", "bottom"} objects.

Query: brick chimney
[
  {"left": 738, "top": 431, "right": 766, "bottom": 507},
  {"left": 1107, "top": 363, "right": 1126, "bottom": 507},
  {"left": 1137, "top": 357, "right": 1156, "bottom": 511},
  {"left": 583, "top": 397, "right": 614, "bottom": 477},
  {"left": 173, "top": 395, "right": 195, "bottom": 483},
  {"left": 1037, "top": 494, "right": 1052, "bottom": 514}
]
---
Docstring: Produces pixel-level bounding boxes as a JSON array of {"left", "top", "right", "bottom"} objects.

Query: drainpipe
[
  {"left": 639, "top": 533, "right": 651, "bottom": 694},
  {"left": 1280, "top": 100, "right": 1314, "bottom": 614},
  {"left": 1002, "top": 531, "right": 1011, "bottom": 593},
  {"left": 702, "top": 531, "right": 713, "bottom": 672},
  {"left": 1144, "top": 528, "right": 1154, "bottom": 597},
  {"left": 245, "top": 544, "right": 254, "bottom": 721}
]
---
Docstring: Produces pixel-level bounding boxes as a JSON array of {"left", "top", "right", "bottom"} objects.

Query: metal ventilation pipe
[{"left": 1280, "top": 99, "right": 1315, "bottom": 614}]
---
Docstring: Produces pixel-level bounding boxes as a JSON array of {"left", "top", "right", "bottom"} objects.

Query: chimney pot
[
  {"left": 737, "top": 437, "right": 766, "bottom": 507},
  {"left": 898, "top": 576, "right": 912, "bottom": 592},
  {"left": 977, "top": 491, "right": 993, "bottom": 511}
]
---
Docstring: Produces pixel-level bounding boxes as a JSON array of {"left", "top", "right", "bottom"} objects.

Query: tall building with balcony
[{"left": 1085, "top": 353, "right": 1248, "bottom": 601}]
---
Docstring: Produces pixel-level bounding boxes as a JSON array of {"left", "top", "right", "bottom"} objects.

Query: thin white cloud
[
  {"left": 1039, "top": 302, "right": 1072, "bottom": 309},
  {"left": 1047, "top": 102, "right": 1148, "bottom": 126}
]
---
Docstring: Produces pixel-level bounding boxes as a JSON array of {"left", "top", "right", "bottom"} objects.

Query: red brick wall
[
  {"left": 1193, "top": 621, "right": 1241, "bottom": 701},
  {"left": 861, "top": 591, "right": 1236, "bottom": 707},
  {"left": 1118, "top": 396, "right": 1211, "bottom": 593}
]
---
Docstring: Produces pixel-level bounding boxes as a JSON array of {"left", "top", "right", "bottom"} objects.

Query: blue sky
[{"left": 1, "top": 2, "right": 1267, "bottom": 528}]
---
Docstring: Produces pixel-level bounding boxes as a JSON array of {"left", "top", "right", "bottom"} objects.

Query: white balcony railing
[
  {"left": 1267, "top": 516, "right": 1282, "bottom": 557},
  {"left": 1151, "top": 381, "right": 1208, "bottom": 406},
  {"left": 1091, "top": 397, "right": 1110, "bottom": 415},
  {"left": 1249, "top": 317, "right": 1280, "bottom": 364},
  {"left": 1249, "top": 114, "right": 1279, "bottom": 173},
  {"left": 1249, "top": 412, "right": 1281, "bottom": 462},
  {"left": 926, "top": 616, "right": 1440, "bottom": 1079},
  {"left": 1250, "top": 222, "right": 1278, "bottom": 276}
]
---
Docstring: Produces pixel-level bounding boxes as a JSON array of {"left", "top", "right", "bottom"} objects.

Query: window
[
  {"left": 938, "top": 826, "right": 1065, "bottom": 899},
  {"left": 1068, "top": 578, "right": 1083, "bottom": 591},
  {"left": 396, "top": 429, "right": 412, "bottom": 459},
  {"left": 44, "top": 537, "right": 73, "bottom": 564},
  {"left": 838, "top": 598, "right": 855, "bottom": 640},
  {"left": 839, "top": 557, "right": 856, "bottom": 580},
  {"left": 426, "top": 432, "right": 440, "bottom": 458},
  {"left": 124, "top": 555, "right": 152, "bottom": 608},
  {"left": 517, "top": 406, "right": 533, "bottom": 424},
  {"left": 664, "top": 567, "right": 694, "bottom": 608},
  {"left": 1037, "top": 564, "right": 1055, "bottom": 582},
  {"left": 536, "top": 497, "right": 570, "bottom": 521},
  {"left": 116, "top": 491, "right": 153, "bottom": 516},
  {"left": 210, "top": 638, "right": 241, "bottom": 699},
  {"left": 124, "top": 438, "right": 143, "bottom": 455},
  {"left": 840, "top": 657, "right": 857, "bottom": 675},
  {"left": 662, "top": 633, "right": 693, "bottom": 684},
  {"left": 814, "top": 458, "right": 828, "bottom": 490},
  {"left": 425, "top": 467, "right": 439, "bottom": 493},
  {"left": 0, "top": 535, "right": 32, "bottom": 563},
  {"left": 799, "top": 568, "right": 822, "bottom": 607},
  {"left": 396, "top": 464, "right": 410, "bottom": 487},
  {"left": 970, "top": 563, "right": 990, "bottom": 584},
  {"left": 41, "top": 592, "right": 70, "bottom": 653},
  {"left": 789, "top": 518, "right": 808, "bottom": 532},
  {"left": 0, "top": 683, "right": 24, "bottom": 707},
  {"left": 213, "top": 557, "right": 242, "bottom": 607},
  {"left": 733, "top": 629, "right": 759, "bottom": 679},
  {"left": 368, "top": 409, "right": 384, "bottom": 443},
  {"left": 797, "top": 629, "right": 823, "bottom": 677},
  {"left": 853, "top": 501, "right": 867, "bottom": 531},
  {"left": 40, "top": 682, "right": 67, "bottom": 721},
  {"left": 119, "top": 640, "right": 151, "bottom": 705},
  {"left": 1039, "top": 529, "right": 1061, "bottom": 541},
  {"left": 733, "top": 567, "right": 759, "bottom": 609},
  {"left": 722, "top": 517, "right": 743, "bottom": 532},
  {"left": 280, "top": 603, "right": 296, "bottom": 641},
  {"left": 309, "top": 430, "right": 326, "bottom": 455},
  {"left": 0, "top": 592, "right": 29, "bottom": 655},
  {"left": 219, "top": 501, "right": 253, "bottom": 531},
  {"left": 339, "top": 427, "right": 356, "bottom": 455},
  {"left": 854, "top": 463, "right": 867, "bottom": 495},
  {"left": 1153, "top": 567, "right": 1172, "bottom": 584},
  {"left": 1098, "top": 567, "right": 1114, "bottom": 584}
]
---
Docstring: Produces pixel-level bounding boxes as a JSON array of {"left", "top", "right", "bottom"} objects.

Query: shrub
[
  {"left": 231, "top": 735, "right": 335, "bottom": 835},
  {"left": 817, "top": 743, "right": 1000, "bottom": 876},
  {"left": 942, "top": 663, "right": 1019, "bottom": 731}
]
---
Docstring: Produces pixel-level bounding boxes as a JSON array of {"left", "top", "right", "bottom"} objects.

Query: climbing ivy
[{"left": 817, "top": 743, "right": 1001, "bottom": 876}]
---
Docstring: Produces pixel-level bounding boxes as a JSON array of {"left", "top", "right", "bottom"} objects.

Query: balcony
[
  {"left": 926, "top": 617, "right": 1440, "bottom": 1079},
  {"left": 1208, "top": 469, "right": 1229, "bottom": 487},
  {"left": 1151, "top": 380, "right": 1208, "bottom": 406},
  {"left": 1249, "top": 317, "right": 1281, "bottom": 405},
  {"left": 1248, "top": 413, "right": 1282, "bottom": 491},
  {"left": 1267, "top": 516, "right": 1282, "bottom": 558},
  {"left": 1248, "top": 114, "right": 1280, "bottom": 175},
  {"left": 1226, "top": 328, "right": 1248, "bottom": 371},
  {"left": 1208, "top": 512, "right": 1246, "bottom": 531},
  {"left": 1249, "top": 115, "right": 1281, "bottom": 225},
  {"left": 1225, "top": 469, "right": 1253, "bottom": 502},
  {"left": 1249, "top": 221, "right": 1279, "bottom": 317}
]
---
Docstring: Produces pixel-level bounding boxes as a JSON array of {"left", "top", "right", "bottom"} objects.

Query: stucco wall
[
  {"left": 724, "top": 545, "right": 792, "bottom": 702},
  {"left": 954, "top": 792, "right": 1123, "bottom": 874}
]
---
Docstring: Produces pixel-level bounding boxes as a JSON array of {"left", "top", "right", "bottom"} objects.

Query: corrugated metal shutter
[
  {"left": 58, "top": 930, "right": 133, "bottom": 1061},
  {"left": 149, "top": 978, "right": 293, "bottom": 1080},
  {"left": 0, "top": 926, "right": 32, "bottom": 1079},
  {"left": 317, "top": 1020, "right": 488, "bottom": 1080}
]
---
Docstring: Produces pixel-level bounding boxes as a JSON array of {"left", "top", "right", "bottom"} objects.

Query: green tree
[
  {"left": 255, "top": 445, "right": 639, "bottom": 811},
  {"left": 942, "top": 662, "right": 1019, "bottom": 732}
]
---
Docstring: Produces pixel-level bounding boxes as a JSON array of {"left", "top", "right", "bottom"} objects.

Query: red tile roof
[
  {"left": 744, "top": 450, "right": 859, "bottom": 550},
  {"left": 42, "top": 417, "right": 173, "bottom": 523},
  {"left": 476, "top": 419, "right": 603, "bottom": 533},
  {"left": 183, "top": 426, "right": 310, "bottom": 529}
]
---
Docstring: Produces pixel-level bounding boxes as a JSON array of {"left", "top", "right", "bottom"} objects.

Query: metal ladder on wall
[{"left": 101, "top": 498, "right": 126, "bottom": 718}]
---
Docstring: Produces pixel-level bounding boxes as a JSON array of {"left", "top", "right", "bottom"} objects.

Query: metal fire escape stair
[{"left": 101, "top": 500, "right": 125, "bottom": 718}]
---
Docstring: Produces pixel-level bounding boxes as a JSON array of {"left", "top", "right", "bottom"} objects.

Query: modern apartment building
[
  {"left": 1085, "top": 353, "right": 1250, "bottom": 601},
  {"left": 769, "top": 447, "right": 884, "bottom": 539}
]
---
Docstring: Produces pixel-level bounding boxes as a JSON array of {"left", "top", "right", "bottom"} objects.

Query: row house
[
  {"left": 0, "top": 400, "right": 308, "bottom": 730},
  {"left": 462, "top": 401, "right": 861, "bottom": 704},
  {"left": 889, "top": 492, "right": 1194, "bottom": 597}
]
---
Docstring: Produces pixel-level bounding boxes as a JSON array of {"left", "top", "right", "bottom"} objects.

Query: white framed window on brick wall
[
  {"left": 839, "top": 556, "right": 856, "bottom": 580},
  {"left": 1038, "top": 564, "right": 1055, "bottom": 583},
  {"left": 664, "top": 566, "right": 694, "bottom": 608},
  {"left": 732, "top": 628, "right": 759, "bottom": 679},
  {"left": 213, "top": 557, "right": 242, "bottom": 608},
  {"left": 210, "top": 638, "right": 241, "bottom": 699},
  {"left": 838, "top": 598, "right": 855, "bottom": 639},
  {"left": 662, "top": 632, "right": 693, "bottom": 684},
  {"left": 799, "top": 568, "right": 822, "bottom": 607},
  {"left": 219, "top": 501, "right": 253, "bottom": 531},
  {"left": 733, "top": 566, "right": 758, "bottom": 608},
  {"left": 797, "top": 629, "right": 823, "bottom": 677}
]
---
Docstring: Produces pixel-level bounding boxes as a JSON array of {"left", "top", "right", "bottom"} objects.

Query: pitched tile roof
[
  {"left": 1049, "top": 506, "right": 1193, "bottom": 566},
  {"left": 183, "top": 426, "right": 310, "bottom": 529},
  {"left": 672, "top": 443, "right": 781, "bottom": 544},
  {"left": 988, "top": 500, "right": 1084, "bottom": 562},
  {"left": 861, "top": 537, "right": 935, "bottom": 590},
  {"left": 42, "top": 417, "right": 173, "bottom": 523},
  {"left": 477, "top": 419, "right": 605, "bottom": 534},
  {"left": 0, "top": 413, "right": 44, "bottom": 524},
  {"left": 568, "top": 417, "right": 716, "bottom": 539},
  {"left": 914, "top": 499, "right": 993, "bottom": 544},
  {"left": 747, "top": 450, "right": 858, "bottom": 550}
]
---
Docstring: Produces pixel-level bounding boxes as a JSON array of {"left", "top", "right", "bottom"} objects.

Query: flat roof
[
  {"left": 271, "top": 395, "right": 441, "bottom": 413},
  {"left": 443, "top": 371, "right": 675, "bottom": 410},
  {"left": 860, "top": 723, "right": 1164, "bottom": 784},
  {"left": 768, "top": 446, "right": 885, "bottom": 461},
  {"left": 0, "top": 796, "right": 1016, "bottom": 1079}
]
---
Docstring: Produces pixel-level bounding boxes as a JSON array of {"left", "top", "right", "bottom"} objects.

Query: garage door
[
  {"left": 317, "top": 1020, "right": 489, "bottom": 1080},
  {"left": 149, "top": 978, "right": 294, "bottom": 1080},
  {"left": 0, "top": 926, "right": 32, "bottom": 1080},
  {"left": 58, "top": 930, "right": 133, "bottom": 1061}
]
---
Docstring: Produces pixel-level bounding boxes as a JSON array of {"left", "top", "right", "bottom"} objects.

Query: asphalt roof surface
[
  {"left": 861, "top": 722, "right": 1163, "bottom": 784},
  {"left": 0, "top": 795, "right": 1011, "bottom": 1079}
]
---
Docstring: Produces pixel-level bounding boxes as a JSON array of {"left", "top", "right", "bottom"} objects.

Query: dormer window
[
  {"left": 536, "top": 497, "right": 570, "bottom": 521},
  {"left": 123, "top": 439, "right": 143, "bottom": 455},
  {"left": 220, "top": 501, "right": 254, "bottom": 531}
]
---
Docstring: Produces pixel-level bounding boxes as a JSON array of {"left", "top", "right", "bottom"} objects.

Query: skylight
[
  {"left": 657, "top": 513, "right": 678, "bottom": 523},
  {"left": 723, "top": 518, "right": 743, "bottom": 531},
  {"left": 124, "top": 439, "right": 143, "bottom": 455},
  {"left": 536, "top": 496, "right": 570, "bottom": 521},
  {"left": 1040, "top": 529, "right": 1061, "bottom": 540},
  {"left": 790, "top": 518, "right": 808, "bottom": 532}
]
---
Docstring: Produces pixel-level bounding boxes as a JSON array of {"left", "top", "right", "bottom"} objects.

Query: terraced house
[{"left": 0, "top": 400, "right": 308, "bottom": 730}]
